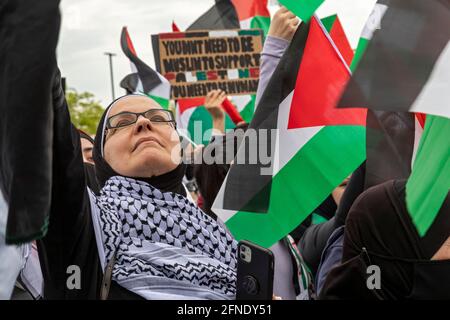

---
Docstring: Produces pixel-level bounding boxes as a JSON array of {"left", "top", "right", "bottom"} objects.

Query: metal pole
[{"left": 104, "top": 52, "right": 116, "bottom": 100}]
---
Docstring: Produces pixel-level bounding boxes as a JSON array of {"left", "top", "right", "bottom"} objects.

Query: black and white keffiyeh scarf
[{"left": 88, "top": 176, "right": 238, "bottom": 300}]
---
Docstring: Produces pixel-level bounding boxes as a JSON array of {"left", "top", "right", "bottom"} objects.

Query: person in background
[
  {"left": 320, "top": 180, "right": 450, "bottom": 300},
  {"left": 78, "top": 130, "right": 100, "bottom": 194},
  {"left": 313, "top": 164, "right": 366, "bottom": 296},
  {"left": 79, "top": 130, "right": 95, "bottom": 165},
  {"left": 204, "top": 89, "right": 228, "bottom": 135}
]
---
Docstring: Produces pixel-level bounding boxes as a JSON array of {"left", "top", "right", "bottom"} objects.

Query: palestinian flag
[
  {"left": 232, "top": 0, "right": 271, "bottom": 35},
  {"left": 188, "top": 0, "right": 270, "bottom": 35},
  {"left": 212, "top": 17, "right": 367, "bottom": 247},
  {"left": 279, "top": 0, "right": 325, "bottom": 22},
  {"left": 339, "top": 0, "right": 450, "bottom": 119},
  {"left": 406, "top": 115, "right": 449, "bottom": 236},
  {"left": 176, "top": 95, "right": 253, "bottom": 145},
  {"left": 120, "top": 27, "right": 170, "bottom": 108},
  {"left": 338, "top": 0, "right": 449, "bottom": 235}
]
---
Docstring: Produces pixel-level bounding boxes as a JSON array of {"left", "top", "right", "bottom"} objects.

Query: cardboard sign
[{"left": 152, "top": 30, "right": 264, "bottom": 99}]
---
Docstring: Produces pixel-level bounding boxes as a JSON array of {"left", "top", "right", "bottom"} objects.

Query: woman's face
[
  {"left": 103, "top": 96, "right": 181, "bottom": 179},
  {"left": 332, "top": 175, "right": 351, "bottom": 206}
]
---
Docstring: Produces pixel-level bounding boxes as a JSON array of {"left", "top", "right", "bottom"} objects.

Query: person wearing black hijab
[
  {"left": 79, "top": 130, "right": 95, "bottom": 164},
  {"left": 320, "top": 180, "right": 450, "bottom": 300},
  {"left": 92, "top": 106, "right": 187, "bottom": 197},
  {"left": 36, "top": 72, "right": 238, "bottom": 300},
  {"left": 77, "top": 130, "right": 100, "bottom": 195}
]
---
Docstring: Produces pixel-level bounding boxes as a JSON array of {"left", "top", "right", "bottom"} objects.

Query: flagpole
[{"left": 104, "top": 52, "right": 116, "bottom": 100}]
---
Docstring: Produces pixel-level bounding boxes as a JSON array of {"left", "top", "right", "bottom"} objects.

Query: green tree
[{"left": 66, "top": 89, "right": 105, "bottom": 135}]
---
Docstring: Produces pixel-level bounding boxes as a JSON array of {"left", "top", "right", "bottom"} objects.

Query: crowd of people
[{"left": 3, "top": 6, "right": 449, "bottom": 300}]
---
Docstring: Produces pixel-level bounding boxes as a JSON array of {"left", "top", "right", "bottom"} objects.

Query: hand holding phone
[{"left": 236, "top": 240, "right": 274, "bottom": 300}]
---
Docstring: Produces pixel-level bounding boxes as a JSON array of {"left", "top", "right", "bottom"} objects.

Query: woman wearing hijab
[
  {"left": 320, "top": 179, "right": 450, "bottom": 300},
  {"left": 37, "top": 70, "right": 237, "bottom": 300}
]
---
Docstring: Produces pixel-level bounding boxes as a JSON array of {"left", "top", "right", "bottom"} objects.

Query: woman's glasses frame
[
  {"left": 104, "top": 108, "right": 176, "bottom": 139},
  {"left": 106, "top": 108, "right": 175, "bottom": 130}
]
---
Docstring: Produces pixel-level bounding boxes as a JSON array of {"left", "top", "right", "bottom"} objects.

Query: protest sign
[{"left": 152, "top": 29, "right": 264, "bottom": 99}]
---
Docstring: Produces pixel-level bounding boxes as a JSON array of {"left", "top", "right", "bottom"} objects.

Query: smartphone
[{"left": 236, "top": 240, "right": 274, "bottom": 300}]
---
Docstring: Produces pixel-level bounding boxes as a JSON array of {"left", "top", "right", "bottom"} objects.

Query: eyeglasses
[{"left": 106, "top": 109, "right": 175, "bottom": 130}]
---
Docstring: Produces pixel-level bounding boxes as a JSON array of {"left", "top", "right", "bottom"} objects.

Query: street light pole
[{"left": 104, "top": 52, "right": 116, "bottom": 100}]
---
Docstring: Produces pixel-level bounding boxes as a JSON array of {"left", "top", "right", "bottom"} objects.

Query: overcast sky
[{"left": 58, "top": 0, "right": 377, "bottom": 106}]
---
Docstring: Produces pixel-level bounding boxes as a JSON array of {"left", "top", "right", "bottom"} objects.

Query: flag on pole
[
  {"left": 339, "top": 0, "right": 450, "bottom": 119},
  {"left": 212, "top": 17, "right": 366, "bottom": 247},
  {"left": 120, "top": 27, "right": 171, "bottom": 108},
  {"left": 279, "top": 0, "right": 325, "bottom": 22}
]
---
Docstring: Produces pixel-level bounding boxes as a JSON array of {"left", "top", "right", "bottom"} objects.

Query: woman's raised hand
[
  {"left": 204, "top": 89, "right": 227, "bottom": 120},
  {"left": 268, "top": 6, "right": 299, "bottom": 42}
]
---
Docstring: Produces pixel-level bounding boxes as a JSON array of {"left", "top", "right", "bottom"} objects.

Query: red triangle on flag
[
  {"left": 288, "top": 17, "right": 366, "bottom": 129},
  {"left": 329, "top": 16, "right": 354, "bottom": 67}
]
